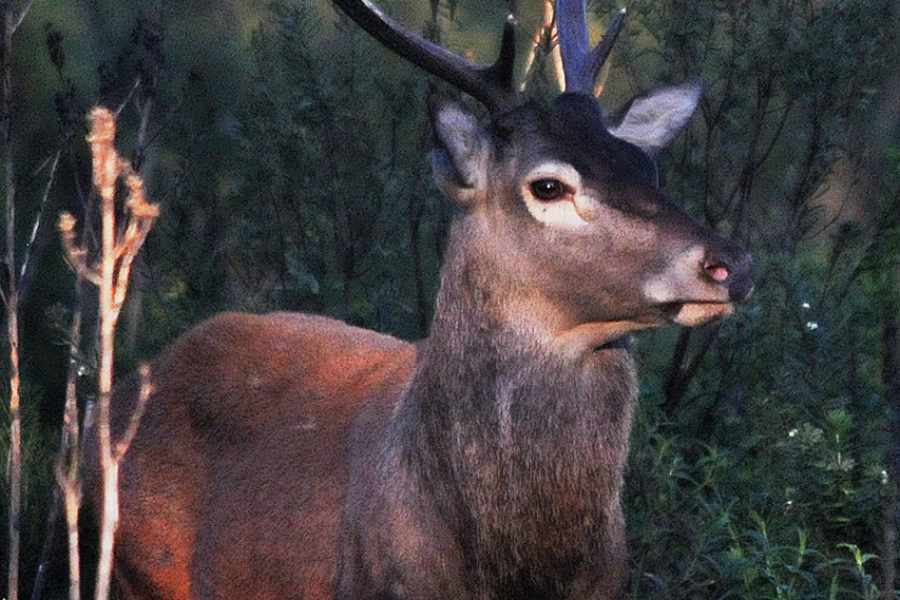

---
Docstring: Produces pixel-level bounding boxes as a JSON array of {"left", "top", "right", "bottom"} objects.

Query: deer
[{"left": 83, "top": 0, "right": 753, "bottom": 599}]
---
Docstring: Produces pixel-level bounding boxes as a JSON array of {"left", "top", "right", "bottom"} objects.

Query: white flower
[{"left": 806, "top": 321, "right": 819, "bottom": 331}]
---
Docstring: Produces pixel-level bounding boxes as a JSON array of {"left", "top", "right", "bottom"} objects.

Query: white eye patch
[{"left": 521, "top": 162, "right": 595, "bottom": 229}]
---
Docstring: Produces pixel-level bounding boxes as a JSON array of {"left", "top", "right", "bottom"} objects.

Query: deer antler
[
  {"left": 332, "top": 0, "right": 519, "bottom": 113},
  {"left": 556, "top": 0, "right": 625, "bottom": 96}
]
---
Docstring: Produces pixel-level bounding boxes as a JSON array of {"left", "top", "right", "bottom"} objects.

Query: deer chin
[
  {"left": 553, "top": 320, "right": 649, "bottom": 356},
  {"left": 662, "top": 301, "right": 734, "bottom": 326},
  {"left": 554, "top": 302, "right": 735, "bottom": 355}
]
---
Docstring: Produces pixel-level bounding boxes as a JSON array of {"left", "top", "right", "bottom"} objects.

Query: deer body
[
  {"left": 85, "top": 2, "right": 753, "bottom": 599},
  {"left": 99, "top": 313, "right": 416, "bottom": 599}
]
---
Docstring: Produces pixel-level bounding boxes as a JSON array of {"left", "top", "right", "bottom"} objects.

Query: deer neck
[
  {"left": 398, "top": 225, "right": 639, "bottom": 548},
  {"left": 390, "top": 230, "right": 639, "bottom": 578},
  {"left": 413, "top": 247, "right": 639, "bottom": 450}
]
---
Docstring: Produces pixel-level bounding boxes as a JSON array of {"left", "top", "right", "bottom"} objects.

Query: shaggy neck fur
[{"left": 397, "top": 220, "right": 639, "bottom": 595}]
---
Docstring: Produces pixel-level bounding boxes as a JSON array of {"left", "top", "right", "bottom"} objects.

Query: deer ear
[
  {"left": 428, "top": 96, "right": 490, "bottom": 205},
  {"left": 607, "top": 79, "right": 702, "bottom": 156}
]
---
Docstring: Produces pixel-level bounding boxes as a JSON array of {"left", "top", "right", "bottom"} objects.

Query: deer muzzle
[{"left": 643, "top": 243, "right": 753, "bottom": 327}]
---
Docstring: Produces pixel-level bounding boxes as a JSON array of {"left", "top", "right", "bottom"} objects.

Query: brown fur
[{"left": 85, "top": 313, "right": 417, "bottom": 599}]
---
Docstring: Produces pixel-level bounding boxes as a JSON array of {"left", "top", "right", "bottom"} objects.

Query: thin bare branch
[
  {"left": 114, "top": 364, "right": 153, "bottom": 460},
  {"left": 10, "top": 0, "right": 37, "bottom": 34},
  {"left": 55, "top": 298, "right": 83, "bottom": 600},
  {"left": 21, "top": 149, "right": 61, "bottom": 280},
  {"left": 113, "top": 77, "right": 141, "bottom": 118},
  {"left": 59, "top": 212, "right": 102, "bottom": 286},
  {"left": 0, "top": 270, "right": 8, "bottom": 308},
  {"left": 19, "top": 149, "right": 62, "bottom": 299},
  {"left": 113, "top": 175, "right": 158, "bottom": 310},
  {"left": 3, "top": 4, "right": 22, "bottom": 597}
]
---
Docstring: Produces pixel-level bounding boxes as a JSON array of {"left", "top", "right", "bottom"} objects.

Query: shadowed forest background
[{"left": 1, "top": 0, "right": 898, "bottom": 598}]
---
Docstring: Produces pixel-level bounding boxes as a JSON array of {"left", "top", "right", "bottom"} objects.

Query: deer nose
[{"left": 703, "top": 249, "right": 754, "bottom": 303}]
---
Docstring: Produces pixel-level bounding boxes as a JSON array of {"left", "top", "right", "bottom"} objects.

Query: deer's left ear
[
  {"left": 428, "top": 96, "right": 491, "bottom": 206},
  {"left": 607, "top": 79, "right": 702, "bottom": 156}
]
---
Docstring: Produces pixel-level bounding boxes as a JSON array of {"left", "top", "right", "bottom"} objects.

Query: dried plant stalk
[
  {"left": 55, "top": 300, "right": 83, "bottom": 600},
  {"left": 58, "top": 106, "right": 159, "bottom": 600},
  {"left": 4, "top": 3, "right": 22, "bottom": 597}
]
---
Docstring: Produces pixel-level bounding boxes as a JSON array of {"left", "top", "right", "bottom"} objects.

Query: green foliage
[
  {"left": 608, "top": 0, "right": 899, "bottom": 597},
  {"left": 215, "top": 0, "right": 447, "bottom": 337},
  {"left": 626, "top": 397, "right": 893, "bottom": 598}
]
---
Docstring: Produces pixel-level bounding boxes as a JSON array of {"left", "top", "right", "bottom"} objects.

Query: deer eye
[{"left": 530, "top": 179, "right": 566, "bottom": 201}]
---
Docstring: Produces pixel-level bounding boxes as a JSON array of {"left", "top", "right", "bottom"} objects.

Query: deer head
[{"left": 333, "top": 0, "right": 752, "bottom": 352}]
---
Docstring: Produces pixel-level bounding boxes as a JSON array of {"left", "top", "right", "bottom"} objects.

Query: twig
[
  {"left": 114, "top": 363, "right": 153, "bottom": 459},
  {"left": 55, "top": 295, "right": 83, "bottom": 600},
  {"left": 10, "top": 0, "right": 37, "bottom": 34},
  {"left": 19, "top": 149, "right": 62, "bottom": 301},
  {"left": 59, "top": 213, "right": 102, "bottom": 286},
  {"left": 28, "top": 485, "right": 60, "bottom": 600},
  {"left": 3, "top": 4, "right": 22, "bottom": 598},
  {"left": 113, "top": 77, "right": 141, "bottom": 118}
]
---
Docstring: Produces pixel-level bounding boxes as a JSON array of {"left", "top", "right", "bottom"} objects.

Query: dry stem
[
  {"left": 55, "top": 301, "right": 83, "bottom": 600},
  {"left": 4, "top": 4, "right": 21, "bottom": 599},
  {"left": 58, "top": 106, "right": 159, "bottom": 600}
]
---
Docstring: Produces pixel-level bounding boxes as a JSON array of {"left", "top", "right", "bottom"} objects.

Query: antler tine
[
  {"left": 332, "top": 0, "right": 519, "bottom": 113},
  {"left": 556, "top": 0, "right": 625, "bottom": 96}
]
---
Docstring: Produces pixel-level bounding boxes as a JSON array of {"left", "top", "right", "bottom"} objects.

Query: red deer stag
[{"left": 84, "top": 0, "right": 753, "bottom": 598}]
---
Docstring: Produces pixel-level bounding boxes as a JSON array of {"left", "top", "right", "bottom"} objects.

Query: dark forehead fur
[{"left": 488, "top": 92, "right": 658, "bottom": 188}]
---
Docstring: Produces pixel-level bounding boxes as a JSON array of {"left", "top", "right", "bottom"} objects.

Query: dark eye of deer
[{"left": 530, "top": 179, "right": 565, "bottom": 201}]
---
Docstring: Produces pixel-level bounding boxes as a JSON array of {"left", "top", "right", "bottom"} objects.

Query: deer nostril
[{"left": 704, "top": 261, "right": 730, "bottom": 283}]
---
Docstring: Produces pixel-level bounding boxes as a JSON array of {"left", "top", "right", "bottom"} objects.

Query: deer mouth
[
  {"left": 659, "top": 301, "right": 734, "bottom": 326},
  {"left": 554, "top": 301, "right": 735, "bottom": 354}
]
